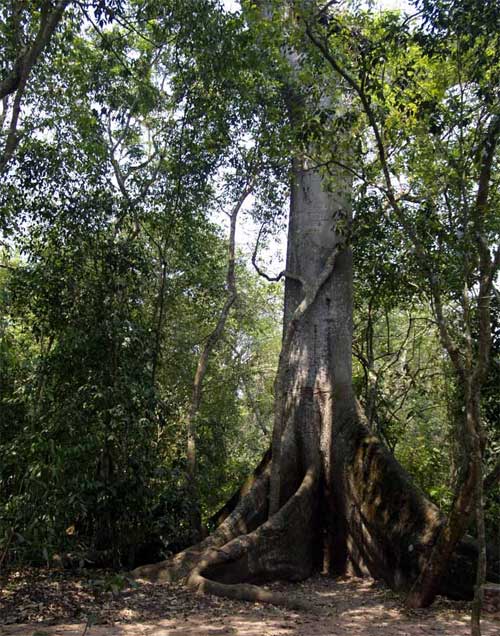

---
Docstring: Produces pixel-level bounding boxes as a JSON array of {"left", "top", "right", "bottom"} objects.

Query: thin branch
[
  {"left": 0, "top": 1, "right": 70, "bottom": 169},
  {"left": 252, "top": 224, "right": 305, "bottom": 285}
]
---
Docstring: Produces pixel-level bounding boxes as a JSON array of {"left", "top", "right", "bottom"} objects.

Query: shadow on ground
[{"left": 1, "top": 572, "right": 499, "bottom": 635}]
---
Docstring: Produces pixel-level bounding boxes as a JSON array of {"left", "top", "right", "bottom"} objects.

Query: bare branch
[{"left": 252, "top": 224, "right": 305, "bottom": 285}]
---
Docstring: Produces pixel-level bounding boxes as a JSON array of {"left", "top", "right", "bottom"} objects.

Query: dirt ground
[{"left": 1, "top": 568, "right": 499, "bottom": 636}]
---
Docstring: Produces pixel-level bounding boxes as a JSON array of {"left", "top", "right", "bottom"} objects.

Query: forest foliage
[{"left": 0, "top": 0, "right": 498, "bottom": 570}]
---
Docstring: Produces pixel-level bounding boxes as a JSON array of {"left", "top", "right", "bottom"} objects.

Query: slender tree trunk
[
  {"left": 471, "top": 460, "right": 486, "bottom": 636},
  {"left": 471, "top": 386, "right": 487, "bottom": 636},
  {"left": 186, "top": 185, "right": 252, "bottom": 541},
  {"left": 405, "top": 382, "right": 480, "bottom": 607}
]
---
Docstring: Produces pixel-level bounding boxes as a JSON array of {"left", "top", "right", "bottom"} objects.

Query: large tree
[
  {"left": 132, "top": 0, "right": 499, "bottom": 611},
  {"left": 1, "top": 0, "right": 497, "bottom": 618}
]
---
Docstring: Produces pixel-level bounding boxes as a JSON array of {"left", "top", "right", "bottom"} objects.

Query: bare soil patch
[{"left": 1, "top": 568, "right": 499, "bottom": 635}]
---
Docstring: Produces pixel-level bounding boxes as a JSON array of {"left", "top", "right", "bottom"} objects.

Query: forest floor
[{"left": 1, "top": 568, "right": 499, "bottom": 636}]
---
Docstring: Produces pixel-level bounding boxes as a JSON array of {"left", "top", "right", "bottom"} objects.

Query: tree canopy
[{"left": 0, "top": 2, "right": 498, "bottom": 632}]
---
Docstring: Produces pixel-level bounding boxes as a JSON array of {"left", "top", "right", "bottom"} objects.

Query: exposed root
[
  {"left": 332, "top": 406, "right": 500, "bottom": 603},
  {"left": 133, "top": 406, "right": 498, "bottom": 610},
  {"left": 190, "top": 576, "right": 314, "bottom": 611},
  {"left": 187, "top": 466, "right": 319, "bottom": 609},
  {"left": 133, "top": 466, "right": 320, "bottom": 611},
  {"left": 132, "top": 451, "right": 272, "bottom": 583}
]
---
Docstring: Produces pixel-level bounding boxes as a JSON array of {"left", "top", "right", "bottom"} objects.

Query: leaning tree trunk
[{"left": 185, "top": 183, "right": 253, "bottom": 543}]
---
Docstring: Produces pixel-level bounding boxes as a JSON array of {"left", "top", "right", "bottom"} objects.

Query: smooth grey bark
[
  {"left": 269, "top": 155, "right": 353, "bottom": 513},
  {"left": 269, "top": 197, "right": 351, "bottom": 514}
]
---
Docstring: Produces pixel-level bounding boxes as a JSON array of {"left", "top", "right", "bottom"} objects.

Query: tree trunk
[
  {"left": 131, "top": 16, "right": 499, "bottom": 592},
  {"left": 132, "top": 155, "right": 352, "bottom": 596},
  {"left": 132, "top": 149, "right": 499, "bottom": 606}
]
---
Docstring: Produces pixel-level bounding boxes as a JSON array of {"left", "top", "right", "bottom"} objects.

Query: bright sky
[
  {"left": 371, "top": 0, "right": 412, "bottom": 8},
  {"left": 223, "top": 1, "right": 413, "bottom": 13}
]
